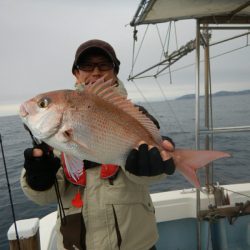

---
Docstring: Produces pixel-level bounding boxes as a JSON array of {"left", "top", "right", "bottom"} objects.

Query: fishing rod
[
  {"left": 0, "top": 133, "right": 21, "bottom": 250},
  {"left": 23, "top": 124, "right": 66, "bottom": 225}
]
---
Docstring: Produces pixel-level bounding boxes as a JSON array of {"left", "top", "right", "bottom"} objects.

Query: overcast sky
[{"left": 1, "top": 0, "right": 250, "bottom": 116}]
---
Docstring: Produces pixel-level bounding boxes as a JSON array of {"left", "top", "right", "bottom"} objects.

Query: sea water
[{"left": 0, "top": 94, "right": 250, "bottom": 249}]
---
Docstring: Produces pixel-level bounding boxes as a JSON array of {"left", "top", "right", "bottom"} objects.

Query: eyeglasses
[{"left": 77, "top": 62, "right": 114, "bottom": 72}]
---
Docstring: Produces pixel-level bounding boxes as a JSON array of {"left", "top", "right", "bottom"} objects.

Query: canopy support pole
[{"left": 195, "top": 19, "right": 202, "bottom": 250}]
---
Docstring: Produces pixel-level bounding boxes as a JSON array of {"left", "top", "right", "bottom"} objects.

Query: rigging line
[
  {"left": 166, "top": 21, "right": 172, "bottom": 53},
  {"left": 0, "top": 133, "right": 21, "bottom": 250},
  {"left": 166, "top": 25, "right": 173, "bottom": 84},
  {"left": 155, "top": 24, "right": 165, "bottom": 53},
  {"left": 168, "top": 66, "right": 173, "bottom": 84},
  {"left": 133, "top": 33, "right": 250, "bottom": 80},
  {"left": 210, "top": 31, "right": 250, "bottom": 47},
  {"left": 158, "top": 43, "right": 250, "bottom": 78},
  {"left": 174, "top": 21, "right": 179, "bottom": 50},
  {"left": 129, "top": 25, "right": 150, "bottom": 78},
  {"left": 131, "top": 31, "right": 249, "bottom": 80},
  {"left": 164, "top": 22, "right": 171, "bottom": 51},
  {"left": 222, "top": 187, "right": 250, "bottom": 199},
  {"left": 155, "top": 24, "right": 167, "bottom": 74},
  {"left": 205, "top": 43, "right": 249, "bottom": 62},
  {"left": 131, "top": 74, "right": 158, "bottom": 80},
  {"left": 166, "top": 22, "right": 173, "bottom": 84},
  {"left": 154, "top": 77, "right": 187, "bottom": 136},
  {"left": 156, "top": 22, "right": 171, "bottom": 75},
  {"left": 131, "top": 80, "right": 166, "bottom": 129},
  {"left": 130, "top": 27, "right": 137, "bottom": 78},
  {"left": 247, "top": 30, "right": 249, "bottom": 45},
  {"left": 156, "top": 22, "right": 172, "bottom": 84}
]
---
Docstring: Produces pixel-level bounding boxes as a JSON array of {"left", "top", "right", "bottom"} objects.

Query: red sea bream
[{"left": 19, "top": 79, "right": 230, "bottom": 187}]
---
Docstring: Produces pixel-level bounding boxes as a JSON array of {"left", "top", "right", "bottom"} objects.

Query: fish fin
[
  {"left": 172, "top": 149, "right": 231, "bottom": 188},
  {"left": 70, "top": 138, "right": 100, "bottom": 162},
  {"left": 71, "top": 138, "right": 91, "bottom": 152},
  {"left": 85, "top": 78, "right": 161, "bottom": 142},
  {"left": 62, "top": 153, "right": 84, "bottom": 181}
]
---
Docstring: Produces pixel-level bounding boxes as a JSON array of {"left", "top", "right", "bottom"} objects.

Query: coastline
[
  {"left": 1, "top": 89, "right": 250, "bottom": 117},
  {"left": 176, "top": 89, "right": 250, "bottom": 100}
]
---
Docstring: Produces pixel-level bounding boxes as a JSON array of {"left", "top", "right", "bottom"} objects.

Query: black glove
[
  {"left": 126, "top": 105, "right": 175, "bottom": 176},
  {"left": 125, "top": 143, "right": 175, "bottom": 177},
  {"left": 24, "top": 142, "right": 61, "bottom": 191}
]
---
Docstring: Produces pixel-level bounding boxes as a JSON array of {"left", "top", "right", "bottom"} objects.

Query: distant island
[{"left": 176, "top": 89, "right": 250, "bottom": 100}]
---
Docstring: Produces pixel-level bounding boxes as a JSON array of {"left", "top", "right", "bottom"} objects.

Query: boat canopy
[{"left": 131, "top": 0, "right": 250, "bottom": 26}]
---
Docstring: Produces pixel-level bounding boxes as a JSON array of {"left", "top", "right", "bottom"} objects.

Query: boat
[{"left": 6, "top": 0, "right": 250, "bottom": 249}]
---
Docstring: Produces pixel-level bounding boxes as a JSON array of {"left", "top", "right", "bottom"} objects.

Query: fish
[{"left": 19, "top": 78, "right": 230, "bottom": 188}]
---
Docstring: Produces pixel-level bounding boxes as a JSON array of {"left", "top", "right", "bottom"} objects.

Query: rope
[
  {"left": 155, "top": 22, "right": 173, "bottom": 83},
  {"left": 222, "top": 187, "right": 250, "bottom": 199},
  {"left": 174, "top": 21, "right": 179, "bottom": 50},
  {"left": 155, "top": 23, "right": 173, "bottom": 82},
  {"left": 131, "top": 79, "right": 176, "bottom": 136},
  {"left": 154, "top": 77, "right": 186, "bottom": 136},
  {"left": 156, "top": 43, "right": 249, "bottom": 79},
  {"left": 129, "top": 25, "right": 149, "bottom": 78},
  {"left": 131, "top": 38, "right": 250, "bottom": 80}
]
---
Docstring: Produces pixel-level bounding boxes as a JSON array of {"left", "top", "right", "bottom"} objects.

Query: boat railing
[{"left": 200, "top": 126, "right": 250, "bottom": 134}]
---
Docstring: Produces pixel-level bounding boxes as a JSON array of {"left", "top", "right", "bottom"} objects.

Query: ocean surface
[{"left": 0, "top": 94, "right": 250, "bottom": 249}]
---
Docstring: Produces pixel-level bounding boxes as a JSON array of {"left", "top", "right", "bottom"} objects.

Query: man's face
[{"left": 74, "top": 55, "right": 116, "bottom": 85}]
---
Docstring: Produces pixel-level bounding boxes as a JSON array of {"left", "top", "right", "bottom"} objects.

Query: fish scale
[{"left": 19, "top": 79, "right": 230, "bottom": 187}]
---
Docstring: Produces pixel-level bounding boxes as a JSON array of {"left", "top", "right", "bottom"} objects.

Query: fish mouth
[
  {"left": 19, "top": 104, "right": 32, "bottom": 133},
  {"left": 20, "top": 103, "right": 28, "bottom": 118}
]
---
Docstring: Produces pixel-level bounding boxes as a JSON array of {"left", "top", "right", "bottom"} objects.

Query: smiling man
[{"left": 21, "top": 39, "right": 175, "bottom": 250}]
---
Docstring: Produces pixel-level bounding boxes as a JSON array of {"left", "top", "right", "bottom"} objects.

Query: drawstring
[{"left": 54, "top": 178, "right": 66, "bottom": 225}]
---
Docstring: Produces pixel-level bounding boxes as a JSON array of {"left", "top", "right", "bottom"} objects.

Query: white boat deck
[{"left": 152, "top": 183, "right": 250, "bottom": 222}]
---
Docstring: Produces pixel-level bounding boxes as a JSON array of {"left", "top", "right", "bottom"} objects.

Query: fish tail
[{"left": 172, "top": 149, "right": 231, "bottom": 188}]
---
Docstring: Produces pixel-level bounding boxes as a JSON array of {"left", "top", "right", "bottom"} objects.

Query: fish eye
[{"left": 38, "top": 97, "right": 50, "bottom": 108}]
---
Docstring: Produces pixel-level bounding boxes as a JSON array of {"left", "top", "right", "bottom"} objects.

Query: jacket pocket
[
  {"left": 105, "top": 202, "right": 158, "bottom": 250},
  {"left": 112, "top": 205, "right": 122, "bottom": 249}
]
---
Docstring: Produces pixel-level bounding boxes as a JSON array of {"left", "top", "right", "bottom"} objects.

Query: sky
[{"left": 1, "top": 0, "right": 250, "bottom": 116}]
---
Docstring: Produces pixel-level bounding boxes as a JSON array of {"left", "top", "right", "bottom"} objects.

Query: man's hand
[
  {"left": 24, "top": 142, "right": 61, "bottom": 191},
  {"left": 125, "top": 139, "right": 175, "bottom": 177}
]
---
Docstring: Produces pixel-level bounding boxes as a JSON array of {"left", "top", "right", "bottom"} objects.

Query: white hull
[{"left": 35, "top": 182, "right": 250, "bottom": 250}]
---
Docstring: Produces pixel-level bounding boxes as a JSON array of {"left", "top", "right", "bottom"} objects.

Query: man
[{"left": 21, "top": 39, "right": 175, "bottom": 250}]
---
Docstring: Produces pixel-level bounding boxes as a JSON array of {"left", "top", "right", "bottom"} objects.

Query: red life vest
[
  {"left": 61, "top": 153, "right": 119, "bottom": 208},
  {"left": 61, "top": 153, "right": 119, "bottom": 187}
]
